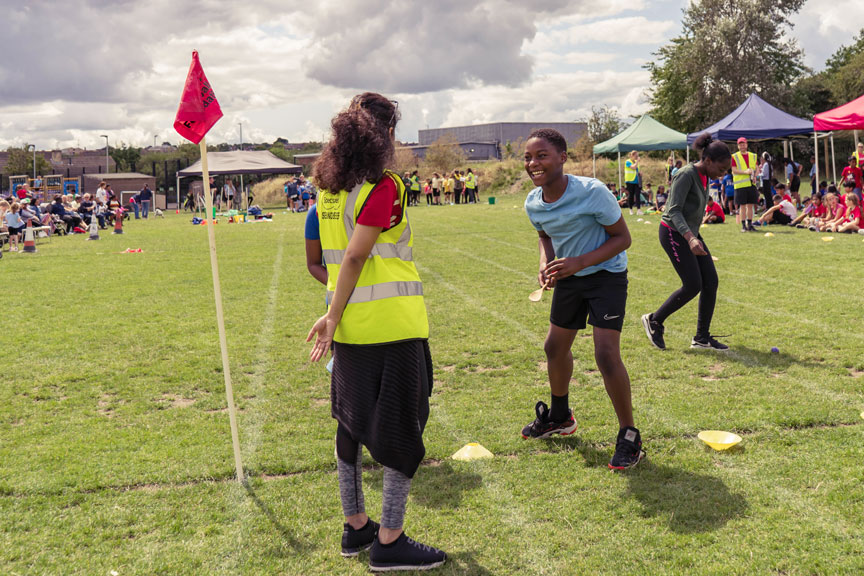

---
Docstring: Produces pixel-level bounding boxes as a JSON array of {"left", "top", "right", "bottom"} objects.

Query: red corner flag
[{"left": 173, "top": 51, "right": 223, "bottom": 144}]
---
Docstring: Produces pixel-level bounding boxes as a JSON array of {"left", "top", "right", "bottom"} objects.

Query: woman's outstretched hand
[{"left": 307, "top": 314, "right": 337, "bottom": 362}]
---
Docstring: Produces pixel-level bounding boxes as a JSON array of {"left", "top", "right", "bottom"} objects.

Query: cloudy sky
[{"left": 1, "top": 0, "right": 860, "bottom": 151}]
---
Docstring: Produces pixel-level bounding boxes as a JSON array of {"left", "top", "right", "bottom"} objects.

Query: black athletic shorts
[
  {"left": 734, "top": 185, "right": 759, "bottom": 205},
  {"left": 550, "top": 270, "right": 627, "bottom": 332},
  {"left": 772, "top": 210, "right": 792, "bottom": 225},
  {"left": 790, "top": 175, "right": 801, "bottom": 193}
]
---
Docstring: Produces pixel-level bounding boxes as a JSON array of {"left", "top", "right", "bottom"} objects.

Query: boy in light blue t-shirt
[{"left": 521, "top": 128, "right": 645, "bottom": 470}]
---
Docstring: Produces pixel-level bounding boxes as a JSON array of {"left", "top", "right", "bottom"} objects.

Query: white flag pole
[{"left": 200, "top": 136, "right": 245, "bottom": 483}]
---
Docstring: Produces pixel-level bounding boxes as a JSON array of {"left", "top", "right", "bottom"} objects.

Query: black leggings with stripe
[{"left": 652, "top": 224, "right": 718, "bottom": 338}]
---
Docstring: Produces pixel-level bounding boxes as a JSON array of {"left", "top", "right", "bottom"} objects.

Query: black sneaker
[
  {"left": 369, "top": 532, "right": 446, "bottom": 572},
  {"left": 609, "top": 426, "right": 646, "bottom": 470},
  {"left": 690, "top": 335, "right": 729, "bottom": 350},
  {"left": 641, "top": 313, "right": 666, "bottom": 350},
  {"left": 521, "top": 401, "right": 577, "bottom": 439},
  {"left": 341, "top": 519, "right": 379, "bottom": 557}
]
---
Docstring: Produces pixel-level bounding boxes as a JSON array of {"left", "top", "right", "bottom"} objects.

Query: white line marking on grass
[
  {"left": 422, "top": 237, "right": 535, "bottom": 281},
  {"left": 417, "top": 263, "right": 542, "bottom": 346},
  {"left": 219, "top": 228, "right": 285, "bottom": 573},
  {"left": 240, "top": 230, "right": 286, "bottom": 463}
]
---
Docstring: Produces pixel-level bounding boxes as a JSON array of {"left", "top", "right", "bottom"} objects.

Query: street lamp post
[
  {"left": 154, "top": 135, "right": 158, "bottom": 149},
  {"left": 28, "top": 144, "right": 36, "bottom": 181},
  {"left": 100, "top": 135, "right": 109, "bottom": 174},
  {"left": 238, "top": 123, "right": 245, "bottom": 209}
]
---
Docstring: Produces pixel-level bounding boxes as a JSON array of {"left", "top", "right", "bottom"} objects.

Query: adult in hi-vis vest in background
[
  {"left": 854, "top": 141, "right": 864, "bottom": 170},
  {"left": 306, "top": 93, "right": 446, "bottom": 572},
  {"left": 731, "top": 137, "right": 759, "bottom": 232},
  {"left": 624, "top": 150, "right": 642, "bottom": 215}
]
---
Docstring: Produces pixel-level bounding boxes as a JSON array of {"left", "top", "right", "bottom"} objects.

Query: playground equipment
[
  {"left": 44, "top": 175, "right": 63, "bottom": 195},
  {"left": 63, "top": 177, "right": 81, "bottom": 197},
  {"left": 9, "top": 175, "right": 27, "bottom": 196}
]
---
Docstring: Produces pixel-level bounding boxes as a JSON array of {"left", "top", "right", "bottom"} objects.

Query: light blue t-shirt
[{"left": 524, "top": 175, "right": 627, "bottom": 277}]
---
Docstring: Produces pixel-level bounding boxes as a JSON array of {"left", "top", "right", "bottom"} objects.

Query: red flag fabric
[{"left": 173, "top": 51, "right": 223, "bottom": 144}]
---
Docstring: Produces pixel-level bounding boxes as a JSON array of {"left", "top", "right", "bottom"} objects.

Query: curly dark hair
[
  {"left": 527, "top": 128, "right": 567, "bottom": 154},
  {"left": 313, "top": 93, "right": 400, "bottom": 193}
]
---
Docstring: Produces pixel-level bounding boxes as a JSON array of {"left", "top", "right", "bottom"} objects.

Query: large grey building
[{"left": 418, "top": 122, "right": 586, "bottom": 151}]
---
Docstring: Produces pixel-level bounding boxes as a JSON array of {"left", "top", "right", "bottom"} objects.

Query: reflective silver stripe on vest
[
  {"left": 327, "top": 280, "right": 423, "bottom": 304},
  {"left": 343, "top": 182, "right": 365, "bottom": 240},
  {"left": 322, "top": 244, "right": 413, "bottom": 265}
]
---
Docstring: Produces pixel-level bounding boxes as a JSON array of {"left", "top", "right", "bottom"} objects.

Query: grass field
[{"left": 2, "top": 197, "right": 864, "bottom": 575}]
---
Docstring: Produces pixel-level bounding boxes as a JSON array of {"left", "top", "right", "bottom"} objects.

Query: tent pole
[
  {"left": 823, "top": 136, "right": 829, "bottom": 180},
  {"left": 176, "top": 173, "right": 180, "bottom": 212},
  {"left": 814, "top": 132, "right": 819, "bottom": 194},
  {"left": 686, "top": 146, "right": 690, "bottom": 163},
  {"left": 855, "top": 130, "right": 860, "bottom": 148},
  {"left": 789, "top": 140, "right": 794, "bottom": 163},
  {"left": 592, "top": 155, "right": 596, "bottom": 179},
  {"left": 830, "top": 134, "right": 837, "bottom": 183},
  {"left": 617, "top": 151, "right": 622, "bottom": 191},
  {"left": 240, "top": 174, "right": 245, "bottom": 211}
]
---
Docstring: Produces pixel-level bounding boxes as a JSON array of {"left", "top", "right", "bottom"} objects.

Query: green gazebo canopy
[{"left": 593, "top": 114, "right": 688, "bottom": 154}]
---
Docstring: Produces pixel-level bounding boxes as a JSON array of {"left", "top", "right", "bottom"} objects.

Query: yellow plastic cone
[
  {"left": 822, "top": 236, "right": 834, "bottom": 242},
  {"left": 451, "top": 442, "right": 493, "bottom": 461},
  {"left": 698, "top": 430, "right": 742, "bottom": 451},
  {"left": 764, "top": 232, "right": 774, "bottom": 237},
  {"left": 711, "top": 255, "right": 719, "bottom": 261}
]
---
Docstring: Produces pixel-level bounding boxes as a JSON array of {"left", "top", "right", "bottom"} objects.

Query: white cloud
[
  {"left": 793, "top": 0, "right": 864, "bottom": 69},
  {"left": 0, "top": 0, "right": 688, "bottom": 151}
]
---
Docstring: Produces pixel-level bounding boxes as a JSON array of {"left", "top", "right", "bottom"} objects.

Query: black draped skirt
[{"left": 331, "top": 339, "right": 432, "bottom": 478}]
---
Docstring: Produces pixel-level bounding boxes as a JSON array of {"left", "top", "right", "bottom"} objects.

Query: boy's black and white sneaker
[
  {"left": 521, "top": 401, "right": 577, "bottom": 439},
  {"left": 369, "top": 533, "right": 446, "bottom": 571},
  {"left": 641, "top": 313, "right": 666, "bottom": 350},
  {"left": 609, "top": 426, "right": 646, "bottom": 470},
  {"left": 341, "top": 519, "right": 379, "bottom": 557},
  {"left": 690, "top": 335, "right": 729, "bottom": 350}
]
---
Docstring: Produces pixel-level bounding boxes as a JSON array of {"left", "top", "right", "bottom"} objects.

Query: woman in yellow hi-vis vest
[
  {"left": 306, "top": 93, "right": 446, "bottom": 571},
  {"left": 624, "top": 150, "right": 642, "bottom": 215},
  {"left": 854, "top": 142, "right": 864, "bottom": 169},
  {"left": 731, "top": 137, "right": 759, "bottom": 232}
]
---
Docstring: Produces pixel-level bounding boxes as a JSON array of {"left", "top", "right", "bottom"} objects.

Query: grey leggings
[{"left": 336, "top": 425, "right": 411, "bottom": 530}]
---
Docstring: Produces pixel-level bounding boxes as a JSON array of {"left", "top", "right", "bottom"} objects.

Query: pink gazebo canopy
[{"left": 814, "top": 94, "right": 864, "bottom": 131}]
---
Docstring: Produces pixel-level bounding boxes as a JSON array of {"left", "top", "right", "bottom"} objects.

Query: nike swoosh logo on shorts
[{"left": 604, "top": 314, "right": 620, "bottom": 320}]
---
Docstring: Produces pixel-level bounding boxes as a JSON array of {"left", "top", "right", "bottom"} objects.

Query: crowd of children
[
  {"left": 399, "top": 169, "right": 479, "bottom": 207},
  {"left": 284, "top": 176, "right": 316, "bottom": 212}
]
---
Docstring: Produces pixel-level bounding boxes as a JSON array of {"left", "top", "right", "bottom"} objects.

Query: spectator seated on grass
[
  {"left": 703, "top": 197, "right": 725, "bottom": 224},
  {"left": 654, "top": 185, "right": 667, "bottom": 212},
  {"left": 791, "top": 194, "right": 826, "bottom": 228},
  {"left": 837, "top": 193, "right": 863, "bottom": 234},
  {"left": 818, "top": 191, "right": 848, "bottom": 232},
  {"left": 642, "top": 182, "right": 654, "bottom": 206},
  {"left": 816, "top": 181, "right": 828, "bottom": 197},
  {"left": 756, "top": 194, "right": 796, "bottom": 226}
]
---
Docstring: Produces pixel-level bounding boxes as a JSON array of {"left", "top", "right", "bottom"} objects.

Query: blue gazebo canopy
[{"left": 687, "top": 93, "right": 813, "bottom": 144}]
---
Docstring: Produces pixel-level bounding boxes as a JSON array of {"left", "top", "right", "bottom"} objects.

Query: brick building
[{"left": 418, "top": 122, "right": 587, "bottom": 152}]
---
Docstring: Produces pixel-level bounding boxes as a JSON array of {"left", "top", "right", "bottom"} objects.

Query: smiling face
[
  {"left": 737, "top": 140, "right": 748, "bottom": 154},
  {"left": 524, "top": 137, "right": 567, "bottom": 188}
]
